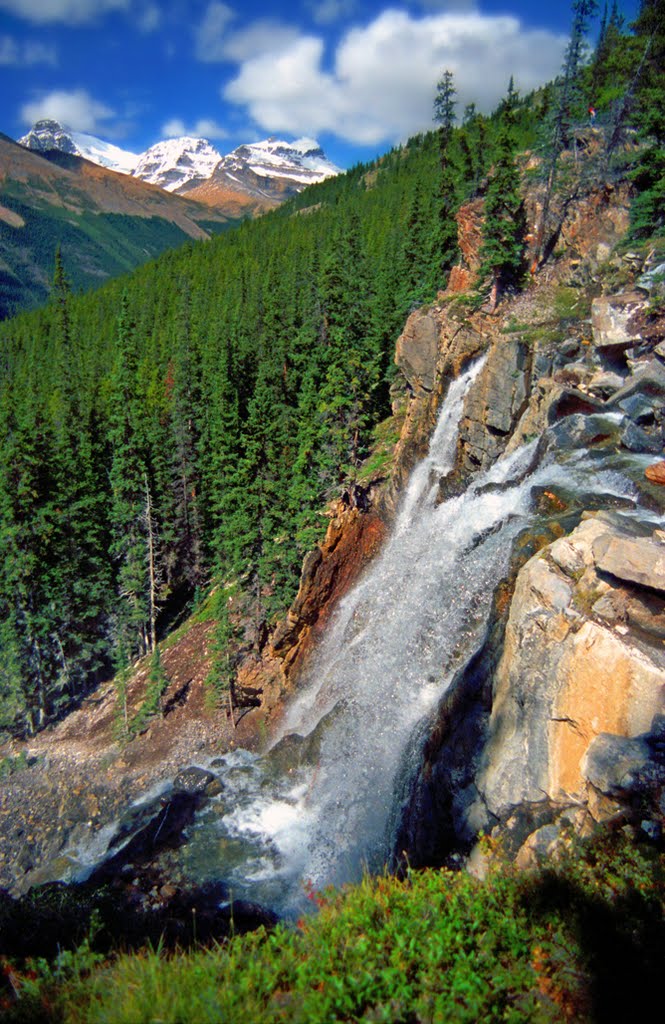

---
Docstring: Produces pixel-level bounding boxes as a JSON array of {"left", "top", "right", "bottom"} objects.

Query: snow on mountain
[
  {"left": 18, "top": 119, "right": 138, "bottom": 174},
  {"left": 17, "top": 122, "right": 341, "bottom": 205},
  {"left": 220, "top": 137, "right": 341, "bottom": 187},
  {"left": 70, "top": 130, "right": 139, "bottom": 174},
  {"left": 19, "top": 119, "right": 79, "bottom": 156},
  {"left": 132, "top": 137, "right": 223, "bottom": 193}
]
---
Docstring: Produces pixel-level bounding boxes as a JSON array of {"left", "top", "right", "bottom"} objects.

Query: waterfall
[{"left": 177, "top": 360, "right": 639, "bottom": 916}]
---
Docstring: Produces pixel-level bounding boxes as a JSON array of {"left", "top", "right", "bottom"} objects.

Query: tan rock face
[
  {"left": 593, "top": 532, "right": 665, "bottom": 593},
  {"left": 551, "top": 621, "right": 664, "bottom": 798},
  {"left": 454, "top": 198, "right": 483, "bottom": 271},
  {"left": 556, "top": 181, "right": 631, "bottom": 260},
  {"left": 478, "top": 516, "right": 665, "bottom": 820}
]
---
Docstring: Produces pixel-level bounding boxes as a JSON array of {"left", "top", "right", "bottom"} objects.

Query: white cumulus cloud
[
  {"left": 20, "top": 88, "right": 116, "bottom": 132},
  {"left": 194, "top": 4, "right": 302, "bottom": 64},
  {"left": 224, "top": 8, "right": 567, "bottom": 146},
  {"left": 220, "top": 20, "right": 305, "bottom": 62},
  {"left": 0, "top": 0, "right": 129, "bottom": 23},
  {"left": 161, "top": 116, "right": 229, "bottom": 139},
  {"left": 225, "top": 35, "right": 337, "bottom": 136}
]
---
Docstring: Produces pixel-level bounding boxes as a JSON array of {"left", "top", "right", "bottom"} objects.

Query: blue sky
[{"left": 0, "top": 0, "right": 640, "bottom": 168}]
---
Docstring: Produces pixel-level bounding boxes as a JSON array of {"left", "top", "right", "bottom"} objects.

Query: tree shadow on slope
[{"left": 520, "top": 844, "right": 665, "bottom": 1021}]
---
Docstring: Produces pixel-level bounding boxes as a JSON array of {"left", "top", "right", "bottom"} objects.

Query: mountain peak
[
  {"left": 16, "top": 121, "right": 341, "bottom": 205},
  {"left": 19, "top": 119, "right": 79, "bottom": 156},
  {"left": 19, "top": 120, "right": 139, "bottom": 174},
  {"left": 215, "top": 138, "right": 341, "bottom": 198},
  {"left": 132, "top": 136, "right": 223, "bottom": 193}
]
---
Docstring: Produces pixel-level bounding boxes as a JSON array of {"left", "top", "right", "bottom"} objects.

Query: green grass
[
  {"left": 3, "top": 831, "right": 663, "bottom": 1023},
  {"left": 355, "top": 415, "right": 403, "bottom": 485},
  {"left": 0, "top": 750, "right": 31, "bottom": 779}
]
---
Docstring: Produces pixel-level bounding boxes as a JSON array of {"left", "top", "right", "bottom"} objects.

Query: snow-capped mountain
[
  {"left": 132, "top": 137, "right": 223, "bottom": 193},
  {"left": 220, "top": 137, "right": 340, "bottom": 188},
  {"left": 18, "top": 122, "right": 341, "bottom": 208},
  {"left": 19, "top": 119, "right": 138, "bottom": 174},
  {"left": 188, "top": 136, "right": 341, "bottom": 205}
]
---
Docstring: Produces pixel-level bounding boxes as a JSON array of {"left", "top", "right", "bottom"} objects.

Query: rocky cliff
[{"left": 391, "top": 186, "right": 665, "bottom": 870}]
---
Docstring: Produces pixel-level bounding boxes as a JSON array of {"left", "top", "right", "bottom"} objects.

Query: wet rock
[
  {"left": 608, "top": 359, "right": 665, "bottom": 407},
  {"left": 395, "top": 311, "right": 439, "bottom": 392},
  {"left": 551, "top": 412, "right": 622, "bottom": 450},
  {"left": 646, "top": 461, "right": 665, "bottom": 485},
  {"left": 548, "top": 387, "right": 605, "bottom": 419},
  {"left": 88, "top": 791, "right": 203, "bottom": 886},
  {"left": 267, "top": 724, "right": 325, "bottom": 775},
  {"left": 173, "top": 766, "right": 217, "bottom": 795},
  {"left": 620, "top": 420, "right": 663, "bottom": 454},
  {"left": 619, "top": 393, "right": 657, "bottom": 425},
  {"left": 457, "top": 339, "right": 530, "bottom": 471}
]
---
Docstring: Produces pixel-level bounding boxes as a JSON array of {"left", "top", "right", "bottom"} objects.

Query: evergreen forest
[{"left": 0, "top": 0, "right": 662, "bottom": 737}]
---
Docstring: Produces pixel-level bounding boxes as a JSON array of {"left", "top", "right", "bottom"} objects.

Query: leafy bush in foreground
[{"left": 3, "top": 831, "right": 663, "bottom": 1023}]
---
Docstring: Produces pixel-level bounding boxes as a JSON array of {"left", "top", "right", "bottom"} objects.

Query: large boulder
[
  {"left": 593, "top": 532, "right": 665, "bottom": 593},
  {"left": 476, "top": 515, "right": 665, "bottom": 824},
  {"left": 591, "top": 292, "right": 646, "bottom": 351}
]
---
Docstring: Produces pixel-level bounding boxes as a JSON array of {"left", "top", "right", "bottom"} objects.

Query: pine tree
[
  {"left": 108, "top": 296, "right": 151, "bottom": 659},
  {"left": 629, "top": 0, "right": 665, "bottom": 236},
  {"left": 477, "top": 79, "right": 527, "bottom": 309},
  {"left": 533, "top": 0, "right": 599, "bottom": 269},
  {"left": 433, "top": 69, "right": 459, "bottom": 280}
]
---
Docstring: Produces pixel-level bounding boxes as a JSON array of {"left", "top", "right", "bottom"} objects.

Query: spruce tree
[
  {"left": 534, "top": 0, "right": 599, "bottom": 269},
  {"left": 629, "top": 0, "right": 665, "bottom": 236},
  {"left": 433, "top": 69, "right": 459, "bottom": 280},
  {"left": 477, "top": 79, "right": 527, "bottom": 310},
  {"left": 108, "top": 297, "right": 151, "bottom": 659}
]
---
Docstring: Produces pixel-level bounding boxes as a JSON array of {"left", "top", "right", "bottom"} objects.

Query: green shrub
[{"left": 3, "top": 831, "right": 663, "bottom": 1023}]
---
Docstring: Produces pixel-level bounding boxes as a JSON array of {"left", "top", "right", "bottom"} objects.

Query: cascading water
[{"left": 173, "top": 357, "right": 641, "bottom": 916}]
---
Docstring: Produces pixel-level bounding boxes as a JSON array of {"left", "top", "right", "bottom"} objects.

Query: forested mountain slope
[
  {"left": 0, "top": 135, "right": 234, "bottom": 318},
  {"left": 0, "top": 0, "right": 662, "bottom": 744},
  {"left": 0, "top": 129, "right": 448, "bottom": 735}
]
